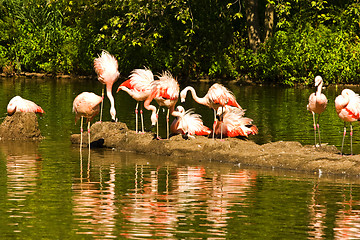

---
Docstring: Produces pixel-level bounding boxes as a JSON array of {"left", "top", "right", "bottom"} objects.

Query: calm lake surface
[{"left": 0, "top": 77, "right": 360, "bottom": 239}]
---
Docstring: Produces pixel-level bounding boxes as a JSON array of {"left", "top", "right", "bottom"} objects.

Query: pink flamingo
[
  {"left": 307, "top": 76, "right": 328, "bottom": 147},
  {"left": 214, "top": 106, "right": 258, "bottom": 138},
  {"left": 7, "top": 96, "right": 45, "bottom": 116},
  {"left": 180, "top": 83, "right": 242, "bottom": 138},
  {"left": 94, "top": 50, "right": 120, "bottom": 122},
  {"left": 170, "top": 106, "right": 211, "bottom": 138},
  {"left": 73, "top": 92, "right": 103, "bottom": 150},
  {"left": 117, "top": 68, "right": 154, "bottom": 133},
  {"left": 144, "top": 71, "right": 179, "bottom": 139},
  {"left": 335, "top": 89, "right": 360, "bottom": 155}
]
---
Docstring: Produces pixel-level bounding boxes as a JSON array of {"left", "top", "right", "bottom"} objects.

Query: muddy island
[
  {"left": 0, "top": 112, "right": 43, "bottom": 140},
  {"left": 70, "top": 121, "right": 360, "bottom": 177}
]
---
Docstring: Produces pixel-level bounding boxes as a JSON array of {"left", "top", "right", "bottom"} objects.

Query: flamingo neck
[
  {"left": 316, "top": 81, "right": 323, "bottom": 96},
  {"left": 184, "top": 86, "right": 208, "bottom": 106},
  {"left": 144, "top": 96, "right": 158, "bottom": 125},
  {"left": 106, "top": 85, "right": 116, "bottom": 120}
]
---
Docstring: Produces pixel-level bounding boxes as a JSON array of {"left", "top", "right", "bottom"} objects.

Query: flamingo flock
[{"left": 6, "top": 50, "right": 360, "bottom": 155}]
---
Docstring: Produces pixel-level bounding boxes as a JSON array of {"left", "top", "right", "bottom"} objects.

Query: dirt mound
[
  {"left": 0, "top": 112, "right": 42, "bottom": 140},
  {"left": 71, "top": 122, "right": 360, "bottom": 176}
]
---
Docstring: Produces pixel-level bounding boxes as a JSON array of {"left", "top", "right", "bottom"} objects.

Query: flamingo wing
[
  {"left": 218, "top": 106, "right": 257, "bottom": 137},
  {"left": 73, "top": 92, "right": 103, "bottom": 122},
  {"left": 345, "top": 92, "right": 360, "bottom": 120},
  {"left": 181, "top": 109, "right": 211, "bottom": 136},
  {"left": 149, "top": 71, "right": 179, "bottom": 101},
  {"left": 207, "top": 83, "right": 241, "bottom": 109},
  {"left": 119, "top": 68, "right": 154, "bottom": 92}
]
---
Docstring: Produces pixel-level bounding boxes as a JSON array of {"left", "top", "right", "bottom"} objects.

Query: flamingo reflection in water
[
  {"left": 307, "top": 181, "right": 327, "bottom": 239},
  {"left": 120, "top": 164, "right": 177, "bottom": 239},
  {"left": 2, "top": 142, "right": 41, "bottom": 229},
  {"left": 72, "top": 151, "right": 117, "bottom": 238},
  {"left": 334, "top": 186, "right": 360, "bottom": 239},
  {"left": 120, "top": 164, "right": 257, "bottom": 239}
]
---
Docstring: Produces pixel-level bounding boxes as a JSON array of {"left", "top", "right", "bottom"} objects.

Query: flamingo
[
  {"left": 144, "top": 71, "right": 179, "bottom": 139},
  {"left": 94, "top": 50, "right": 120, "bottom": 122},
  {"left": 335, "top": 89, "right": 360, "bottom": 155},
  {"left": 73, "top": 92, "right": 103, "bottom": 151},
  {"left": 307, "top": 76, "right": 328, "bottom": 147},
  {"left": 170, "top": 106, "right": 211, "bottom": 139},
  {"left": 214, "top": 105, "right": 258, "bottom": 138},
  {"left": 117, "top": 68, "right": 154, "bottom": 133},
  {"left": 7, "top": 96, "right": 45, "bottom": 116},
  {"left": 180, "top": 83, "right": 242, "bottom": 138}
]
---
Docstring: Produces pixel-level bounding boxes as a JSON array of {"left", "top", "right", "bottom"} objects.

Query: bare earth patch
[{"left": 70, "top": 122, "right": 360, "bottom": 176}]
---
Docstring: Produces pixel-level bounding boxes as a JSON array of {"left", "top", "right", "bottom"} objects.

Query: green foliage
[{"left": 0, "top": 0, "right": 359, "bottom": 85}]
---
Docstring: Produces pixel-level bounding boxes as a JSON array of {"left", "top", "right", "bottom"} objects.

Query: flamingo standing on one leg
[
  {"left": 180, "top": 83, "right": 242, "bottom": 139},
  {"left": 144, "top": 71, "right": 179, "bottom": 139},
  {"left": 214, "top": 105, "right": 258, "bottom": 138},
  {"left": 335, "top": 89, "right": 360, "bottom": 155},
  {"left": 170, "top": 106, "right": 211, "bottom": 139},
  {"left": 7, "top": 96, "right": 45, "bottom": 116},
  {"left": 94, "top": 50, "right": 120, "bottom": 122},
  {"left": 307, "top": 76, "right": 328, "bottom": 147},
  {"left": 73, "top": 92, "right": 103, "bottom": 151},
  {"left": 117, "top": 68, "right": 154, "bottom": 133}
]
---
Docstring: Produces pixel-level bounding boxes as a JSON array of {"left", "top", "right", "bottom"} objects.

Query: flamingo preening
[
  {"left": 307, "top": 76, "right": 328, "bottom": 147},
  {"left": 214, "top": 105, "right": 258, "bottom": 139},
  {"left": 94, "top": 50, "right": 120, "bottom": 122},
  {"left": 7, "top": 96, "right": 45, "bottom": 116},
  {"left": 117, "top": 68, "right": 154, "bottom": 133},
  {"left": 144, "top": 71, "right": 179, "bottom": 139},
  {"left": 73, "top": 92, "right": 103, "bottom": 151},
  {"left": 170, "top": 106, "right": 211, "bottom": 138},
  {"left": 335, "top": 89, "right": 360, "bottom": 155},
  {"left": 180, "top": 83, "right": 242, "bottom": 139}
]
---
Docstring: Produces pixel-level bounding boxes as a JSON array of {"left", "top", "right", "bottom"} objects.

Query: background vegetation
[{"left": 0, "top": 0, "right": 359, "bottom": 85}]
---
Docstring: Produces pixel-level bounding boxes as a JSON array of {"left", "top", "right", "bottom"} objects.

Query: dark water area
[{"left": 0, "top": 77, "right": 360, "bottom": 239}]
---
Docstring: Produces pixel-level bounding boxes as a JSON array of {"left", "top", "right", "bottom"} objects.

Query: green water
[{"left": 0, "top": 77, "right": 359, "bottom": 239}]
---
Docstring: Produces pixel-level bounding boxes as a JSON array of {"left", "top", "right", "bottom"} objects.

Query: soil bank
[{"left": 70, "top": 121, "right": 360, "bottom": 177}]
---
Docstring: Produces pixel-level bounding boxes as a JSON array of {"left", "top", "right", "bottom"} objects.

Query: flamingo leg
[
  {"left": 140, "top": 103, "right": 144, "bottom": 133},
  {"left": 156, "top": 108, "right": 160, "bottom": 139},
  {"left": 312, "top": 112, "right": 317, "bottom": 147},
  {"left": 212, "top": 109, "right": 216, "bottom": 139},
  {"left": 341, "top": 122, "right": 346, "bottom": 155},
  {"left": 350, "top": 123, "right": 353, "bottom": 155},
  {"left": 166, "top": 108, "right": 170, "bottom": 139},
  {"left": 80, "top": 116, "right": 84, "bottom": 151},
  {"left": 99, "top": 88, "right": 104, "bottom": 122},
  {"left": 135, "top": 102, "right": 139, "bottom": 133},
  {"left": 220, "top": 106, "right": 224, "bottom": 140},
  {"left": 88, "top": 121, "right": 91, "bottom": 151},
  {"left": 317, "top": 115, "right": 321, "bottom": 147}
]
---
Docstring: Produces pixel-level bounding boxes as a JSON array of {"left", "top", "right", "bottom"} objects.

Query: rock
[
  {"left": 0, "top": 112, "right": 42, "bottom": 140},
  {"left": 70, "top": 121, "right": 360, "bottom": 176}
]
